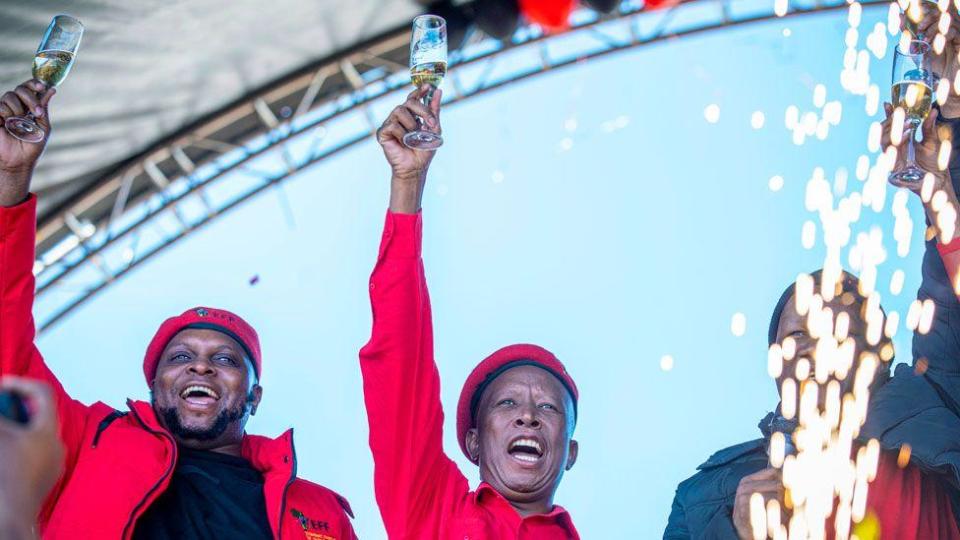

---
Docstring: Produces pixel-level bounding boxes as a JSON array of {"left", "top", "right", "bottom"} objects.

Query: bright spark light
[
  {"left": 935, "top": 33, "right": 947, "bottom": 55},
  {"left": 940, "top": 11, "right": 953, "bottom": 34},
  {"left": 890, "top": 107, "right": 906, "bottom": 146},
  {"left": 775, "top": 0, "right": 789, "bottom": 16},
  {"left": 867, "top": 122, "right": 882, "bottom": 152},
  {"left": 770, "top": 175, "right": 785, "bottom": 192},
  {"left": 814, "top": 84, "right": 828, "bottom": 108},
  {"left": 856, "top": 155, "right": 870, "bottom": 180},
  {"left": 939, "top": 140, "right": 952, "bottom": 170},
  {"left": 731, "top": 312, "right": 747, "bottom": 337},
  {"left": 769, "top": 345, "right": 784, "bottom": 378},
  {"left": 890, "top": 269, "right": 905, "bottom": 295},
  {"left": 802, "top": 220, "right": 817, "bottom": 249},
  {"left": 704, "top": 104, "right": 721, "bottom": 123},
  {"left": 785, "top": 105, "right": 800, "bottom": 129},
  {"left": 660, "top": 354, "right": 674, "bottom": 371},
  {"left": 888, "top": 3, "right": 901, "bottom": 35},
  {"left": 937, "top": 77, "right": 952, "bottom": 106},
  {"left": 848, "top": 2, "right": 863, "bottom": 27},
  {"left": 752, "top": 111, "right": 766, "bottom": 129}
]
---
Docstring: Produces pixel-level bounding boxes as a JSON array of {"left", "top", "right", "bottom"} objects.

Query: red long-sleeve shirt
[
  {"left": 359, "top": 211, "right": 579, "bottom": 540},
  {"left": 938, "top": 237, "right": 960, "bottom": 293},
  {"left": 856, "top": 451, "right": 960, "bottom": 539}
]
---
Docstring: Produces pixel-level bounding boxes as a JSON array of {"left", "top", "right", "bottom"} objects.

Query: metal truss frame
[{"left": 33, "top": 0, "right": 886, "bottom": 332}]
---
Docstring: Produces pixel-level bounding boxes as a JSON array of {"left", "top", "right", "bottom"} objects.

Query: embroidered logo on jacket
[{"left": 290, "top": 509, "right": 335, "bottom": 540}]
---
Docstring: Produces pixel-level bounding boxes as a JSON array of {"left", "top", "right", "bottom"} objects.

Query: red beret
[
  {"left": 143, "top": 307, "right": 262, "bottom": 385},
  {"left": 456, "top": 343, "right": 578, "bottom": 461}
]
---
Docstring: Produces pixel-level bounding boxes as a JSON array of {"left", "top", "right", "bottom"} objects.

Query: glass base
[
  {"left": 4, "top": 116, "right": 45, "bottom": 143},
  {"left": 403, "top": 130, "right": 443, "bottom": 150},
  {"left": 888, "top": 165, "right": 925, "bottom": 188}
]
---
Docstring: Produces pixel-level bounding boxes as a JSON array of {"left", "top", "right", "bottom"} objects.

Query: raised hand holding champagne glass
[
  {"left": 889, "top": 39, "right": 936, "bottom": 187},
  {"left": 403, "top": 15, "right": 447, "bottom": 150},
  {"left": 4, "top": 15, "right": 82, "bottom": 144}
]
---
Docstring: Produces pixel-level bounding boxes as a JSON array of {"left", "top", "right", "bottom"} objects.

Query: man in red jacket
[
  {"left": 359, "top": 85, "right": 580, "bottom": 539},
  {"left": 0, "top": 79, "right": 356, "bottom": 539}
]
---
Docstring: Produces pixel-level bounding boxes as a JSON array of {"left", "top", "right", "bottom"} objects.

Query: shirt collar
[{"left": 474, "top": 482, "right": 579, "bottom": 536}]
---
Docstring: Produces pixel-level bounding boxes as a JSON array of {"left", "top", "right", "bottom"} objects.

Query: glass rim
[
  {"left": 412, "top": 14, "right": 446, "bottom": 29},
  {"left": 896, "top": 38, "right": 930, "bottom": 54},
  {"left": 51, "top": 14, "right": 84, "bottom": 29}
]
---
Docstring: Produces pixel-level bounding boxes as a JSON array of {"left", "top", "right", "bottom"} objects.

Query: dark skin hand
[
  {"left": 376, "top": 84, "right": 442, "bottom": 214},
  {"left": 0, "top": 79, "right": 55, "bottom": 207},
  {"left": 880, "top": 103, "right": 960, "bottom": 243},
  {"left": 151, "top": 329, "right": 263, "bottom": 457},
  {"left": 0, "top": 377, "right": 65, "bottom": 540},
  {"left": 912, "top": 9, "right": 960, "bottom": 118},
  {"left": 733, "top": 468, "right": 784, "bottom": 540},
  {"left": 465, "top": 366, "right": 578, "bottom": 517}
]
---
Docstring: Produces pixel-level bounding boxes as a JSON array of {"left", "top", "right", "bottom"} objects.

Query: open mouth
[
  {"left": 508, "top": 437, "right": 545, "bottom": 463},
  {"left": 179, "top": 384, "right": 220, "bottom": 406}
]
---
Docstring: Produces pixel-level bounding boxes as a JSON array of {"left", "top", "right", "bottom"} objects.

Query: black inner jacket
[{"left": 132, "top": 447, "right": 273, "bottom": 540}]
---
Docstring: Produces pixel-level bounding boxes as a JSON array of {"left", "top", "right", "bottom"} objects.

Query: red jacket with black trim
[
  {"left": 0, "top": 195, "right": 357, "bottom": 540},
  {"left": 359, "top": 210, "right": 579, "bottom": 540}
]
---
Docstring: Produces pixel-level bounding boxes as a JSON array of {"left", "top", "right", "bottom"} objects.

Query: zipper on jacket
[
  {"left": 121, "top": 406, "right": 177, "bottom": 540},
  {"left": 91, "top": 410, "right": 127, "bottom": 448},
  {"left": 277, "top": 433, "right": 298, "bottom": 538}
]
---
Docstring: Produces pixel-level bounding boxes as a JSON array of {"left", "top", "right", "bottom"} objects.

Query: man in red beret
[
  {"left": 360, "top": 85, "right": 580, "bottom": 539},
  {"left": 0, "top": 80, "right": 356, "bottom": 539}
]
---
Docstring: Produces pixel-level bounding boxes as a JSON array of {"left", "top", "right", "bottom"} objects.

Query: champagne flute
[
  {"left": 889, "top": 39, "right": 935, "bottom": 187},
  {"left": 403, "top": 15, "right": 447, "bottom": 150},
  {"left": 5, "top": 15, "right": 83, "bottom": 143}
]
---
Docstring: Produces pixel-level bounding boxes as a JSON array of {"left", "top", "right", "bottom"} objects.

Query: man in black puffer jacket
[{"left": 663, "top": 270, "right": 891, "bottom": 539}]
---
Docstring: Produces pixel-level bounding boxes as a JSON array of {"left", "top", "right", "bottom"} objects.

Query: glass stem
[
  {"left": 417, "top": 86, "right": 436, "bottom": 131},
  {"left": 906, "top": 123, "right": 919, "bottom": 168}
]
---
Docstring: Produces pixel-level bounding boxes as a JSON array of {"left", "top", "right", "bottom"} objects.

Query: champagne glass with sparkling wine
[
  {"left": 888, "top": 39, "right": 935, "bottom": 187},
  {"left": 403, "top": 15, "right": 447, "bottom": 150},
  {"left": 4, "top": 15, "right": 83, "bottom": 143}
]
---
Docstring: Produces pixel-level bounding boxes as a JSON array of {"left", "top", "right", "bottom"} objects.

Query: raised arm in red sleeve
[
  {"left": 0, "top": 195, "right": 92, "bottom": 511},
  {"left": 359, "top": 210, "right": 468, "bottom": 537}
]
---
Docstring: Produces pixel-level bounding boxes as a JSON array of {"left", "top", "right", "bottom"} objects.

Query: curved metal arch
[{"left": 34, "top": 0, "right": 887, "bottom": 333}]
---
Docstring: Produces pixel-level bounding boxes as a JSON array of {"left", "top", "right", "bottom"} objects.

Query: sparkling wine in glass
[
  {"left": 403, "top": 15, "right": 447, "bottom": 150},
  {"left": 889, "top": 40, "right": 935, "bottom": 187},
  {"left": 5, "top": 15, "right": 83, "bottom": 143}
]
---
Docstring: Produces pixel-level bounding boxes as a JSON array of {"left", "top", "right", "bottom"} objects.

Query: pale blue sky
[{"left": 35, "top": 8, "right": 924, "bottom": 538}]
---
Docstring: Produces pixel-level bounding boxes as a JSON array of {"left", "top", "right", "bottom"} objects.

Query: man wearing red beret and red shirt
[
  {"left": 0, "top": 80, "right": 356, "bottom": 539},
  {"left": 360, "top": 85, "right": 580, "bottom": 539}
]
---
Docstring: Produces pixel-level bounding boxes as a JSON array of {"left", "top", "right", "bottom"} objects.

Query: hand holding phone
[{"left": 0, "top": 390, "right": 28, "bottom": 424}]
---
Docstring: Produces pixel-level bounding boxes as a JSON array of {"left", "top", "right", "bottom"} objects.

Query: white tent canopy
[{"left": 0, "top": 0, "right": 422, "bottom": 219}]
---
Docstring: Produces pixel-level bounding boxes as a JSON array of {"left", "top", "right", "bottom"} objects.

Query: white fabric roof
[{"left": 0, "top": 0, "right": 422, "bottom": 217}]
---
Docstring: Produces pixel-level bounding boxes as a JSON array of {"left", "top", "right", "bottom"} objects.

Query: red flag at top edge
[
  {"left": 645, "top": 0, "right": 681, "bottom": 10},
  {"left": 519, "top": 0, "right": 575, "bottom": 31}
]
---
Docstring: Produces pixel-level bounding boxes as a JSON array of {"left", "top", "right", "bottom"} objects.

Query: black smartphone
[{"left": 0, "top": 390, "right": 28, "bottom": 424}]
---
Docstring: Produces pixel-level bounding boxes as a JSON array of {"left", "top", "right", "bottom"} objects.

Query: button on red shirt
[{"left": 359, "top": 211, "right": 579, "bottom": 539}]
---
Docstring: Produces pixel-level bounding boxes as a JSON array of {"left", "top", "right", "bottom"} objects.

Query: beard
[{"left": 156, "top": 399, "right": 246, "bottom": 442}]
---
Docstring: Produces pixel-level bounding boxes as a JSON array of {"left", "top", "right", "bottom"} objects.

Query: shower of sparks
[{"left": 748, "top": 0, "right": 960, "bottom": 535}]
